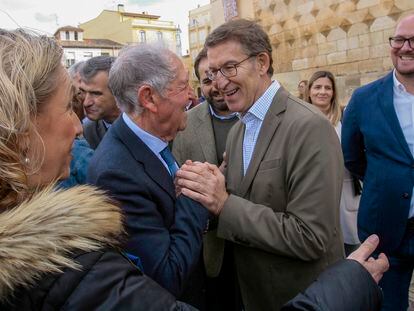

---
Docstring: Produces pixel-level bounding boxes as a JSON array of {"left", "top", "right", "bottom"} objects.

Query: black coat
[
  {"left": 3, "top": 249, "right": 196, "bottom": 311},
  {"left": 283, "top": 259, "right": 382, "bottom": 311}
]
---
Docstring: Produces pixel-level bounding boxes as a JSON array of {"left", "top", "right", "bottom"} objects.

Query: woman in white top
[{"left": 306, "top": 71, "right": 361, "bottom": 256}]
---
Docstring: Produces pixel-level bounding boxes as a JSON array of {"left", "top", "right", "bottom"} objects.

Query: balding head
[{"left": 390, "top": 14, "right": 414, "bottom": 80}]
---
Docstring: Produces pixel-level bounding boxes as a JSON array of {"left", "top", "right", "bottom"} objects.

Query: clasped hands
[
  {"left": 175, "top": 160, "right": 228, "bottom": 216},
  {"left": 175, "top": 162, "right": 389, "bottom": 285}
]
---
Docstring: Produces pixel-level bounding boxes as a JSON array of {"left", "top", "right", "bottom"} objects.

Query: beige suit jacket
[
  {"left": 219, "top": 88, "right": 344, "bottom": 310},
  {"left": 173, "top": 102, "right": 236, "bottom": 277}
]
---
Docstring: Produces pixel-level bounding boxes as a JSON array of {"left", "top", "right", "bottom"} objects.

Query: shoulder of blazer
[
  {"left": 188, "top": 102, "right": 211, "bottom": 124},
  {"left": 353, "top": 71, "right": 393, "bottom": 97}
]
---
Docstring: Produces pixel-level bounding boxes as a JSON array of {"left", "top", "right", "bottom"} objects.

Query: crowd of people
[{"left": 0, "top": 12, "right": 413, "bottom": 311}]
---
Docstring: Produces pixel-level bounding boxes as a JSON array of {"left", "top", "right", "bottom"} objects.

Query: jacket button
[{"left": 403, "top": 193, "right": 410, "bottom": 199}]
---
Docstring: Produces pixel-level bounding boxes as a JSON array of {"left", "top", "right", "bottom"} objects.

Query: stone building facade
[{"left": 251, "top": 0, "right": 414, "bottom": 105}]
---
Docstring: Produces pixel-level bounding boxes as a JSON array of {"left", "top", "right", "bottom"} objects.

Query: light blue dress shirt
[
  {"left": 393, "top": 70, "right": 414, "bottom": 218},
  {"left": 239, "top": 81, "right": 280, "bottom": 175},
  {"left": 122, "top": 113, "right": 178, "bottom": 175}
]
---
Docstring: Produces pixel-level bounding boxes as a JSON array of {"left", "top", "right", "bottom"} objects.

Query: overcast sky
[{"left": 0, "top": 0, "right": 210, "bottom": 54}]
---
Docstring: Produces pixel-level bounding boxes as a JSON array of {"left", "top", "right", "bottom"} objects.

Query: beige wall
[
  {"left": 81, "top": 10, "right": 179, "bottom": 50},
  {"left": 247, "top": 0, "right": 414, "bottom": 105},
  {"left": 81, "top": 11, "right": 133, "bottom": 44}
]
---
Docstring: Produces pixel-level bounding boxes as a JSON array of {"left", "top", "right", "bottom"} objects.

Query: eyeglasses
[
  {"left": 389, "top": 36, "right": 414, "bottom": 49},
  {"left": 207, "top": 55, "right": 257, "bottom": 81}
]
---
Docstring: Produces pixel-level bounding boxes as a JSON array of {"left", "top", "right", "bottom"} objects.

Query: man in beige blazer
[
  {"left": 176, "top": 19, "right": 344, "bottom": 310},
  {"left": 173, "top": 48, "right": 239, "bottom": 310}
]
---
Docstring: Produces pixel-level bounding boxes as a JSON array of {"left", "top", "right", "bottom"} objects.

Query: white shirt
[
  {"left": 122, "top": 113, "right": 177, "bottom": 174},
  {"left": 239, "top": 81, "right": 280, "bottom": 175},
  {"left": 393, "top": 70, "right": 414, "bottom": 218}
]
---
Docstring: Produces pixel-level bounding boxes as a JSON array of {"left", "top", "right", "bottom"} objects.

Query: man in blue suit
[
  {"left": 87, "top": 44, "right": 209, "bottom": 309},
  {"left": 342, "top": 14, "right": 414, "bottom": 310}
]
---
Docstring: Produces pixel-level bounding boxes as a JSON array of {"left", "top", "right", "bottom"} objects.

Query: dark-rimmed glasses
[
  {"left": 207, "top": 54, "right": 257, "bottom": 81},
  {"left": 389, "top": 36, "right": 414, "bottom": 49}
]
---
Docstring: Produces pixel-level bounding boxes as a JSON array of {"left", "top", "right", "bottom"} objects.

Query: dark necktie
[{"left": 160, "top": 146, "right": 178, "bottom": 177}]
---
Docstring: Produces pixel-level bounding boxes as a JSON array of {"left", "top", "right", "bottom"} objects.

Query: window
[
  {"left": 199, "top": 29, "right": 207, "bottom": 42},
  {"left": 83, "top": 52, "right": 93, "bottom": 59},
  {"left": 65, "top": 52, "right": 75, "bottom": 68},
  {"left": 139, "top": 30, "right": 146, "bottom": 43},
  {"left": 157, "top": 31, "right": 163, "bottom": 41},
  {"left": 74, "top": 31, "right": 78, "bottom": 41},
  {"left": 65, "top": 31, "right": 70, "bottom": 40},
  {"left": 101, "top": 52, "right": 110, "bottom": 56}
]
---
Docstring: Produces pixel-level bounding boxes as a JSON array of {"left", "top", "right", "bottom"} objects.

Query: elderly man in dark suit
[
  {"left": 79, "top": 56, "right": 120, "bottom": 149},
  {"left": 87, "top": 45, "right": 209, "bottom": 309}
]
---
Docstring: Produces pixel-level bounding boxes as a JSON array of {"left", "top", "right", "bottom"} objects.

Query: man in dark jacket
[{"left": 79, "top": 56, "right": 120, "bottom": 149}]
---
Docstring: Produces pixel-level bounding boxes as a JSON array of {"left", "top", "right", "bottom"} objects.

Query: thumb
[{"left": 348, "top": 234, "right": 379, "bottom": 261}]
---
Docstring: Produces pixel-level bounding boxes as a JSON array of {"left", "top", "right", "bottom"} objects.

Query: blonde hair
[
  {"left": 0, "top": 29, "right": 63, "bottom": 209},
  {"left": 306, "top": 71, "right": 341, "bottom": 126}
]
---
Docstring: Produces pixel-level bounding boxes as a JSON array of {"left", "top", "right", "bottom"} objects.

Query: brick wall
[{"left": 251, "top": 0, "right": 414, "bottom": 105}]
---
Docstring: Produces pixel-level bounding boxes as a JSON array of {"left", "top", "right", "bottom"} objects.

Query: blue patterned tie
[{"left": 160, "top": 146, "right": 178, "bottom": 177}]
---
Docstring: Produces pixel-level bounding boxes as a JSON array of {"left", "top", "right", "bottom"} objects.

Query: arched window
[
  {"left": 74, "top": 31, "right": 78, "bottom": 40},
  {"left": 65, "top": 31, "right": 70, "bottom": 40}
]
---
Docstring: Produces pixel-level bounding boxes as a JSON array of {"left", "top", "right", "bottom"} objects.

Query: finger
[
  {"left": 177, "top": 178, "right": 207, "bottom": 194},
  {"left": 376, "top": 253, "right": 390, "bottom": 271},
  {"left": 180, "top": 163, "right": 210, "bottom": 175},
  {"left": 347, "top": 234, "right": 379, "bottom": 261},
  {"left": 176, "top": 169, "right": 204, "bottom": 182}
]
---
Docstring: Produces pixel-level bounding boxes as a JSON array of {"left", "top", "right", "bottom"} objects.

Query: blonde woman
[
  {"left": 307, "top": 71, "right": 361, "bottom": 255},
  {"left": 0, "top": 29, "right": 195, "bottom": 310}
]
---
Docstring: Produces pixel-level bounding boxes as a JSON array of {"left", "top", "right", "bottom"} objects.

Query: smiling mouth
[
  {"left": 400, "top": 55, "right": 414, "bottom": 60},
  {"left": 224, "top": 88, "right": 238, "bottom": 97}
]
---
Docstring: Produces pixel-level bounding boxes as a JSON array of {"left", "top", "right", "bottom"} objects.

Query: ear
[
  {"left": 137, "top": 85, "right": 158, "bottom": 113},
  {"left": 256, "top": 52, "right": 270, "bottom": 75}
]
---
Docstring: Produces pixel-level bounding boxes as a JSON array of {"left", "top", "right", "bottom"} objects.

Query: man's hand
[
  {"left": 347, "top": 234, "right": 389, "bottom": 283},
  {"left": 176, "top": 160, "right": 228, "bottom": 215}
]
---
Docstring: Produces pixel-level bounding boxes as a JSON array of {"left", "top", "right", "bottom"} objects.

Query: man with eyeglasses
[
  {"left": 176, "top": 19, "right": 346, "bottom": 310},
  {"left": 342, "top": 14, "right": 414, "bottom": 310}
]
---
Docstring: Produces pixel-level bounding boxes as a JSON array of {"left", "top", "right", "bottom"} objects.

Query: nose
[
  {"left": 401, "top": 39, "right": 414, "bottom": 51},
  {"left": 212, "top": 72, "right": 229, "bottom": 92},
  {"left": 319, "top": 87, "right": 328, "bottom": 94},
  {"left": 83, "top": 93, "right": 93, "bottom": 107}
]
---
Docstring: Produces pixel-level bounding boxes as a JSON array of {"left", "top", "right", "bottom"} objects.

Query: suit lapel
[
  {"left": 378, "top": 72, "right": 413, "bottom": 159},
  {"left": 238, "top": 88, "right": 288, "bottom": 197},
  {"left": 195, "top": 104, "right": 217, "bottom": 163},
  {"left": 97, "top": 120, "right": 108, "bottom": 140},
  {"left": 112, "top": 118, "right": 176, "bottom": 199},
  {"left": 227, "top": 122, "right": 245, "bottom": 196}
]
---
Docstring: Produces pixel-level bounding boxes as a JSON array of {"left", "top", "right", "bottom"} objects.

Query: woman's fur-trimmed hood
[{"left": 0, "top": 185, "right": 123, "bottom": 301}]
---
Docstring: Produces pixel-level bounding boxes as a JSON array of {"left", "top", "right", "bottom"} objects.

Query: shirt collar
[
  {"left": 393, "top": 69, "right": 408, "bottom": 93},
  {"left": 102, "top": 119, "right": 112, "bottom": 129},
  {"left": 122, "top": 112, "right": 167, "bottom": 155},
  {"left": 208, "top": 103, "right": 238, "bottom": 120},
  {"left": 239, "top": 80, "right": 280, "bottom": 123}
]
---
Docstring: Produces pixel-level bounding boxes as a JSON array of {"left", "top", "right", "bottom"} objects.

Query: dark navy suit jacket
[
  {"left": 87, "top": 117, "right": 209, "bottom": 297},
  {"left": 342, "top": 71, "right": 414, "bottom": 253}
]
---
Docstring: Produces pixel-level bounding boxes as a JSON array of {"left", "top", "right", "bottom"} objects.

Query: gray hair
[
  {"left": 108, "top": 44, "right": 177, "bottom": 114},
  {"left": 80, "top": 56, "right": 115, "bottom": 82},
  {"left": 68, "top": 60, "right": 85, "bottom": 80}
]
